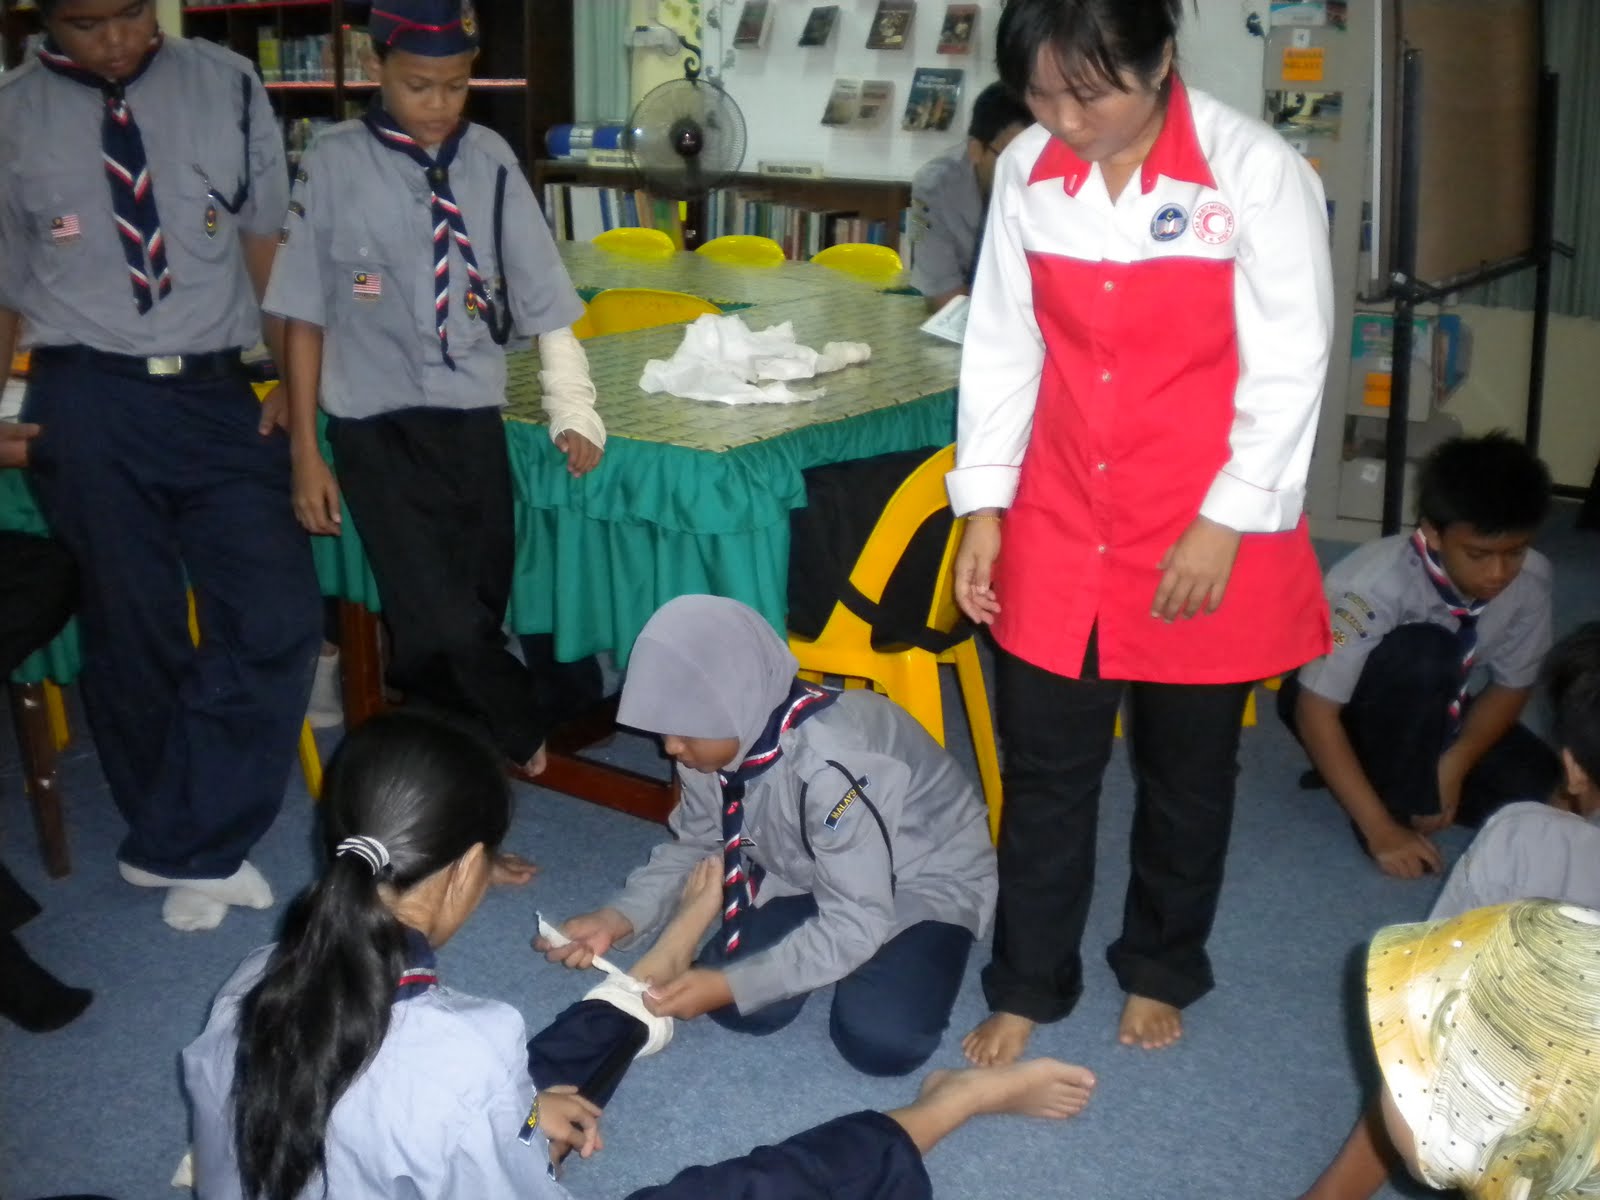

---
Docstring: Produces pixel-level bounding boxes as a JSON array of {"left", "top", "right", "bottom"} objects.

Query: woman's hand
[
  {"left": 954, "top": 513, "right": 1003, "bottom": 625},
  {"left": 535, "top": 907, "right": 633, "bottom": 969},
  {"left": 291, "top": 449, "right": 342, "bottom": 537},
  {"left": 1151, "top": 516, "right": 1241, "bottom": 621}
]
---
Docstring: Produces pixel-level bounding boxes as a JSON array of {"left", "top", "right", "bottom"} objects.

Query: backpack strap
[
  {"left": 839, "top": 579, "right": 971, "bottom": 654},
  {"left": 797, "top": 760, "right": 896, "bottom": 895},
  {"left": 487, "top": 165, "right": 513, "bottom": 346}
]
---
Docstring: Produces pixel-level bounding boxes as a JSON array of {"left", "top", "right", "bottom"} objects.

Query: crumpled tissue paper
[{"left": 638, "top": 313, "right": 870, "bottom": 405}]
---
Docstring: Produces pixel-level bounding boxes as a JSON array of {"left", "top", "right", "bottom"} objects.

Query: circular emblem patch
[
  {"left": 1150, "top": 204, "right": 1188, "bottom": 242},
  {"left": 1193, "top": 201, "right": 1235, "bottom": 245}
]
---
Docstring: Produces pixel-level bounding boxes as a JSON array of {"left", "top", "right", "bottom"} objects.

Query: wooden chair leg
[
  {"left": 337, "top": 601, "right": 385, "bottom": 728},
  {"left": 8, "top": 682, "right": 69, "bottom": 878}
]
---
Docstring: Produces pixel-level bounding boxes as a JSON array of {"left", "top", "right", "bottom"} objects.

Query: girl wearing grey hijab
[{"left": 543, "top": 595, "right": 998, "bottom": 1077}]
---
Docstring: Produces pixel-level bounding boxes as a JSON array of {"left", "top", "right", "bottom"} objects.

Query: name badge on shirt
[
  {"left": 50, "top": 214, "right": 81, "bottom": 244},
  {"left": 352, "top": 271, "right": 383, "bottom": 300},
  {"left": 465, "top": 291, "right": 479, "bottom": 320},
  {"left": 205, "top": 204, "right": 218, "bottom": 239},
  {"left": 824, "top": 775, "right": 871, "bottom": 830},
  {"left": 517, "top": 1094, "right": 539, "bottom": 1145}
]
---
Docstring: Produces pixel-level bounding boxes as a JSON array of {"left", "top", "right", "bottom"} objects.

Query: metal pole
[
  {"left": 1383, "top": 48, "right": 1423, "bottom": 535},
  {"left": 1525, "top": 69, "right": 1558, "bottom": 453}
]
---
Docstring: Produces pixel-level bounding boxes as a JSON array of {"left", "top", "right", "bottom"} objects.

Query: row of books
[
  {"left": 256, "top": 27, "right": 374, "bottom": 84},
  {"left": 540, "top": 184, "right": 907, "bottom": 263}
]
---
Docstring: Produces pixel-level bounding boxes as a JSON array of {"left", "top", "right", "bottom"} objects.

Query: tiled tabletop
[{"left": 506, "top": 244, "right": 959, "bottom": 452}]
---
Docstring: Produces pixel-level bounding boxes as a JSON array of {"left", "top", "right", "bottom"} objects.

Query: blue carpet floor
[{"left": 2, "top": 506, "right": 1595, "bottom": 1199}]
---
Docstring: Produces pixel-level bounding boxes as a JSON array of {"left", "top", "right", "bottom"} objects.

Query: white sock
[
  {"left": 163, "top": 887, "right": 228, "bottom": 932},
  {"left": 121, "top": 860, "right": 275, "bottom": 909}
]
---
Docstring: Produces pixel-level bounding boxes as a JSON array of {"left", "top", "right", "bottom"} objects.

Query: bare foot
[
  {"left": 962, "top": 1011, "right": 1036, "bottom": 1067},
  {"left": 630, "top": 856, "right": 722, "bottom": 985},
  {"left": 491, "top": 852, "right": 538, "bottom": 888},
  {"left": 1118, "top": 994, "right": 1182, "bottom": 1049},
  {"left": 920, "top": 1059, "right": 1095, "bottom": 1120},
  {"left": 523, "top": 745, "right": 548, "bottom": 777}
]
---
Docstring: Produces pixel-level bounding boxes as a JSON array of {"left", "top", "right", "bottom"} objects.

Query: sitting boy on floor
[
  {"left": 1279, "top": 432, "right": 1560, "bottom": 879},
  {"left": 1297, "top": 620, "right": 1600, "bottom": 1200}
]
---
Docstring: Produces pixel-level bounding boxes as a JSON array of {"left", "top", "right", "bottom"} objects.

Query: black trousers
[
  {"left": 984, "top": 631, "right": 1252, "bottom": 1022},
  {"left": 25, "top": 361, "right": 321, "bottom": 879},
  {"left": 1278, "top": 622, "right": 1561, "bottom": 828},
  {"left": 529, "top": 1000, "right": 930, "bottom": 1200},
  {"left": 327, "top": 406, "right": 546, "bottom": 764}
]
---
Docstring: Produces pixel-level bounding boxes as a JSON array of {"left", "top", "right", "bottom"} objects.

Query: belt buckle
[{"left": 146, "top": 355, "right": 184, "bottom": 377}]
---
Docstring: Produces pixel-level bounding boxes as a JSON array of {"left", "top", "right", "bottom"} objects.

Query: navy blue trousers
[
  {"left": 697, "top": 894, "right": 974, "bottom": 1077},
  {"left": 529, "top": 1001, "right": 930, "bottom": 1200},
  {"left": 1278, "top": 622, "right": 1561, "bottom": 829},
  {"left": 23, "top": 359, "right": 321, "bottom": 878}
]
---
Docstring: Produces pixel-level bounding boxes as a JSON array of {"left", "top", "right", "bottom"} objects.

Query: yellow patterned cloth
[{"left": 1367, "top": 899, "right": 1600, "bottom": 1199}]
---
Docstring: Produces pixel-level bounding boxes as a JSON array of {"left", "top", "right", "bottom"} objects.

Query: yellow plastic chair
[
  {"left": 570, "top": 303, "right": 597, "bottom": 341},
  {"left": 592, "top": 226, "right": 677, "bottom": 258},
  {"left": 811, "top": 243, "right": 905, "bottom": 287},
  {"left": 786, "top": 444, "right": 1003, "bottom": 842},
  {"left": 695, "top": 234, "right": 785, "bottom": 267},
  {"left": 582, "top": 288, "right": 720, "bottom": 337}
]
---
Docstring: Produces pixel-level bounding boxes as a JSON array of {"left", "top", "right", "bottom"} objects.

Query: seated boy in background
[
  {"left": 1278, "top": 433, "right": 1560, "bottom": 879},
  {"left": 1297, "top": 621, "right": 1600, "bottom": 1200}
]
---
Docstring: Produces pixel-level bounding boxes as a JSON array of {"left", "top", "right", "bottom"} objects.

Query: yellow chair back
[
  {"left": 811, "top": 242, "right": 905, "bottom": 286},
  {"left": 570, "top": 305, "right": 597, "bottom": 341},
  {"left": 592, "top": 226, "right": 678, "bottom": 258},
  {"left": 695, "top": 234, "right": 785, "bottom": 267},
  {"left": 583, "top": 288, "right": 720, "bottom": 337},
  {"left": 787, "top": 444, "right": 1004, "bottom": 840}
]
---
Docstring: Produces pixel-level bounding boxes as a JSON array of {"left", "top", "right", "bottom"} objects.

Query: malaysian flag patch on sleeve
[
  {"left": 352, "top": 271, "right": 382, "bottom": 299},
  {"left": 50, "top": 214, "right": 81, "bottom": 244}
]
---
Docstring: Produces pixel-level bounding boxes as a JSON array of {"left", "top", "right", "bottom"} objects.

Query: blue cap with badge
[{"left": 369, "top": 0, "right": 481, "bottom": 57}]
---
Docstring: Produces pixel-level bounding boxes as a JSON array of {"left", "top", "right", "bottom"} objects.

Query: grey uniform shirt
[
  {"left": 1431, "top": 802, "right": 1600, "bottom": 920},
  {"left": 265, "top": 120, "right": 583, "bottom": 419},
  {"left": 607, "top": 691, "right": 997, "bottom": 1015},
  {"left": 0, "top": 39, "right": 287, "bottom": 355},
  {"left": 1297, "top": 534, "right": 1553, "bottom": 705},
  {"left": 184, "top": 947, "right": 570, "bottom": 1200},
  {"left": 908, "top": 144, "right": 983, "bottom": 301}
]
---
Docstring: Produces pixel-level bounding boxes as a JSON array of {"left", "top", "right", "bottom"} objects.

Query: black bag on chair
[{"left": 787, "top": 448, "right": 967, "bottom": 652}]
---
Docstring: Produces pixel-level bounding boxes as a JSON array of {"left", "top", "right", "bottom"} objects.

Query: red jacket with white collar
[{"left": 947, "top": 78, "right": 1332, "bottom": 684}]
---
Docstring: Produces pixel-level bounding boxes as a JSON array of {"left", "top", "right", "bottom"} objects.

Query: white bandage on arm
[{"left": 536, "top": 327, "right": 607, "bottom": 450}]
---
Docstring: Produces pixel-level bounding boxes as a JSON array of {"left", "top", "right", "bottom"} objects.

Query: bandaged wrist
[{"left": 537, "top": 327, "right": 607, "bottom": 449}]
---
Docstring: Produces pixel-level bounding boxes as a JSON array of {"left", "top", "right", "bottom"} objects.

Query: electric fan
[{"left": 624, "top": 42, "right": 747, "bottom": 200}]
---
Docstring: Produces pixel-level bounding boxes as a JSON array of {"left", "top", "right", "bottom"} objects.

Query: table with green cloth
[{"left": 3, "top": 244, "right": 960, "bottom": 687}]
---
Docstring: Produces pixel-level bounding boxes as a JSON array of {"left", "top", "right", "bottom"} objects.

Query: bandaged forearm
[{"left": 537, "top": 327, "right": 606, "bottom": 449}]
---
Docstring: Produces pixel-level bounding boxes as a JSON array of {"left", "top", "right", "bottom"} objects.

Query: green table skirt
[{"left": 4, "top": 390, "right": 955, "bottom": 683}]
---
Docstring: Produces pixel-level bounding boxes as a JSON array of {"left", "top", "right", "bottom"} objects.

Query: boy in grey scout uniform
[
  {"left": 0, "top": 0, "right": 321, "bottom": 931},
  {"left": 269, "top": 0, "right": 604, "bottom": 780},
  {"left": 1279, "top": 434, "right": 1560, "bottom": 881},
  {"left": 908, "top": 82, "right": 1032, "bottom": 312},
  {"left": 542, "top": 595, "right": 997, "bottom": 1078}
]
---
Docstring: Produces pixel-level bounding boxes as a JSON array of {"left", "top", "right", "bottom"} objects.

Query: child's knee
[{"left": 830, "top": 1013, "right": 937, "bottom": 1077}]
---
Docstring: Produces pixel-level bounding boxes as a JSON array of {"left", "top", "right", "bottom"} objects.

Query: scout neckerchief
[
  {"left": 1413, "top": 529, "right": 1489, "bottom": 729},
  {"left": 37, "top": 36, "right": 172, "bottom": 314},
  {"left": 395, "top": 926, "right": 439, "bottom": 1001},
  {"left": 715, "top": 680, "right": 836, "bottom": 956},
  {"left": 362, "top": 105, "right": 494, "bottom": 370}
]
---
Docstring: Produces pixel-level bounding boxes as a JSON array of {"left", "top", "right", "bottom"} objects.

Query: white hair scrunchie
[{"left": 335, "top": 835, "right": 391, "bottom": 875}]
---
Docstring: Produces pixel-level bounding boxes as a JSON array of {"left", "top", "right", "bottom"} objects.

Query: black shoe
[
  {"left": 0, "top": 932, "right": 93, "bottom": 1033},
  {"left": 1298, "top": 768, "right": 1327, "bottom": 790}
]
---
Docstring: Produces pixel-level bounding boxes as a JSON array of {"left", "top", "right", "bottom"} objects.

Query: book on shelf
[
  {"left": 732, "top": 0, "right": 775, "bottom": 50},
  {"left": 821, "top": 78, "right": 863, "bottom": 127},
  {"left": 857, "top": 80, "right": 894, "bottom": 125},
  {"left": 798, "top": 5, "right": 839, "bottom": 47},
  {"left": 937, "top": 4, "right": 977, "bottom": 54},
  {"left": 866, "top": 0, "right": 915, "bottom": 49},
  {"left": 902, "top": 67, "right": 963, "bottom": 131},
  {"left": 541, "top": 182, "right": 684, "bottom": 248}
]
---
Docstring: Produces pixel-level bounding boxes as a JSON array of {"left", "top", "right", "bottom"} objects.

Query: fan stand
[{"left": 673, "top": 36, "right": 710, "bottom": 249}]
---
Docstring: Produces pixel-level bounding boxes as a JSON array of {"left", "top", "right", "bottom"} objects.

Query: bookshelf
[
  {"left": 180, "top": 0, "right": 574, "bottom": 178},
  {"left": 532, "top": 159, "right": 914, "bottom": 255}
]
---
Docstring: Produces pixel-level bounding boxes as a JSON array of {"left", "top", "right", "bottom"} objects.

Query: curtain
[
  {"left": 1463, "top": 0, "right": 1600, "bottom": 318},
  {"left": 573, "top": 0, "right": 632, "bottom": 124}
]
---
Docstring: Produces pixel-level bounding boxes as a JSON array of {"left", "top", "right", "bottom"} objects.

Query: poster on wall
[
  {"left": 937, "top": 5, "right": 978, "bottom": 54},
  {"left": 902, "top": 67, "right": 964, "bottom": 131},
  {"left": 867, "top": 0, "right": 916, "bottom": 50},
  {"left": 733, "top": 0, "right": 775, "bottom": 49},
  {"left": 1267, "top": 90, "right": 1344, "bottom": 140}
]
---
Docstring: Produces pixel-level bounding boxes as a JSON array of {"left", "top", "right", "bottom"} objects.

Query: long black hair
[
  {"left": 996, "top": 0, "right": 1188, "bottom": 99},
  {"left": 232, "top": 711, "right": 511, "bottom": 1200}
]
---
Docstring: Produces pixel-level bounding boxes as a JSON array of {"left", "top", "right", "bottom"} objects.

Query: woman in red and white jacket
[{"left": 949, "top": 0, "right": 1333, "bottom": 1064}]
